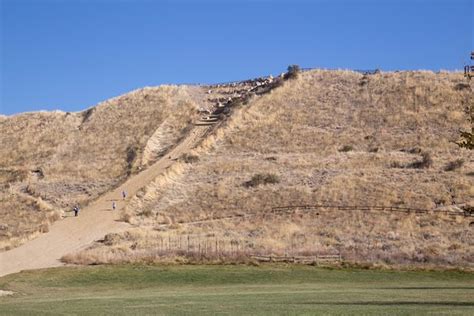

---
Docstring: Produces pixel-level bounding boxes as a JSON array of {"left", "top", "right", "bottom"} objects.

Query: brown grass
[
  {"left": 0, "top": 85, "right": 201, "bottom": 249},
  {"left": 0, "top": 70, "right": 474, "bottom": 267},
  {"left": 62, "top": 70, "right": 473, "bottom": 268}
]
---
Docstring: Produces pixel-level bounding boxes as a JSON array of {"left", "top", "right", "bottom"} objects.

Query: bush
[
  {"left": 243, "top": 173, "right": 280, "bottom": 188},
  {"left": 407, "top": 152, "right": 432, "bottom": 169},
  {"left": 390, "top": 161, "right": 404, "bottom": 169},
  {"left": 391, "top": 152, "right": 433, "bottom": 169},
  {"left": 285, "top": 65, "right": 301, "bottom": 80},
  {"left": 453, "top": 83, "right": 471, "bottom": 91},
  {"left": 401, "top": 147, "right": 422, "bottom": 154},
  {"left": 444, "top": 159, "right": 464, "bottom": 171},
  {"left": 181, "top": 153, "right": 199, "bottom": 163},
  {"left": 126, "top": 146, "right": 138, "bottom": 174},
  {"left": 138, "top": 208, "right": 153, "bottom": 217},
  {"left": 339, "top": 145, "right": 354, "bottom": 152},
  {"left": 81, "top": 107, "right": 95, "bottom": 124}
]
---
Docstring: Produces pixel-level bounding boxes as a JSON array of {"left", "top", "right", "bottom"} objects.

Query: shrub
[
  {"left": 444, "top": 159, "right": 464, "bottom": 171},
  {"left": 243, "top": 173, "right": 280, "bottom": 188},
  {"left": 264, "top": 156, "right": 277, "bottom": 161},
  {"left": 285, "top": 65, "right": 301, "bottom": 80},
  {"left": 456, "top": 128, "right": 474, "bottom": 150},
  {"left": 102, "top": 233, "right": 122, "bottom": 246},
  {"left": 453, "top": 83, "right": 470, "bottom": 91},
  {"left": 31, "top": 168, "right": 44, "bottom": 179},
  {"left": 407, "top": 152, "right": 432, "bottom": 169},
  {"left": 181, "top": 153, "right": 199, "bottom": 163},
  {"left": 401, "top": 147, "right": 421, "bottom": 154},
  {"left": 391, "top": 152, "right": 433, "bottom": 169},
  {"left": 359, "top": 75, "right": 369, "bottom": 86},
  {"left": 126, "top": 146, "right": 138, "bottom": 173},
  {"left": 390, "top": 161, "right": 404, "bottom": 169},
  {"left": 138, "top": 208, "right": 154, "bottom": 217},
  {"left": 339, "top": 145, "right": 354, "bottom": 152},
  {"left": 81, "top": 107, "right": 95, "bottom": 124}
]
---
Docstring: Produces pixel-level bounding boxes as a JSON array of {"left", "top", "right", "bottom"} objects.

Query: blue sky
[{"left": 1, "top": 0, "right": 472, "bottom": 115}]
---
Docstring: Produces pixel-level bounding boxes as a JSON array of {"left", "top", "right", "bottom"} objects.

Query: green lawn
[{"left": 0, "top": 265, "right": 473, "bottom": 315}]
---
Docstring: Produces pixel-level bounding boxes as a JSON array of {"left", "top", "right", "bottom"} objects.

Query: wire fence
[
  {"left": 156, "top": 203, "right": 472, "bottom": 231},
  {"left": 138, "top": 233, "right": 342, "bottom": 264},
  {"left": 147, "top": 201, "right": 472, "bottom": 262},
  {"left": 270, "top": 204, "right": 473, "bottom": 217}
]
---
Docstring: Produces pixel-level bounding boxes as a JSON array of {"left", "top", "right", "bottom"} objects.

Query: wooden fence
[
  {"left": 270, "top": 204, "right": 473, "bottom": 218},
  {"left": 156, "top": 204, "right": 472, "bottom": 231}
]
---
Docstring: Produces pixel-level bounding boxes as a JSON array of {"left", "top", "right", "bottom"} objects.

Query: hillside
[
  {"left": 62, "top": 70, "right": 473, "bottom": 268},
  {"left": 1, "top": 69, "right": 473, "bottom": 269},
  {"left": 0, "top": 85, "right": 200, "bottom": 249}
]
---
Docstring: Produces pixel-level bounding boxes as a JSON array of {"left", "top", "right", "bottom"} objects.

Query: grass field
[{"left": 0, "top": 265, "right": 473, "bottom": 315}]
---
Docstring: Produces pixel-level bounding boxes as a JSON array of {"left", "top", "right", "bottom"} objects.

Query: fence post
[{"left": 187, "top": 235, "right": 190, "bottom": 253}]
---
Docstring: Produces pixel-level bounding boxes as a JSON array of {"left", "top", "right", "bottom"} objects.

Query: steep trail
[
  {"left": 0, "top": 75, "right": 282, "bottom": 277},
  {"left": 0, "top": 126, "right": 211, "bottom": 277}
]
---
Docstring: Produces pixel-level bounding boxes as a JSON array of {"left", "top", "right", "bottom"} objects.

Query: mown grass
[{"left": 0, "top": 265, "right": 473, "bottom": 315}]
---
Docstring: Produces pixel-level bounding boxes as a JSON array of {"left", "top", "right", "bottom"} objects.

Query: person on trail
[
  {"left": 73, "top": 206, "right": 80, "bottom": 217},
  {"left": 112, "top": 201, "right": 116, "bottom": 211},
  {"left": 122, "top": 190, "right": 127, "bottom": 200}
]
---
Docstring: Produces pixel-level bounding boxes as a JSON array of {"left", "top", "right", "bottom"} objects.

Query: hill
[
  {"left": 0, "top": 85, "right": 199, "bottom": 249},
  {"left": 64, "top": 70, "right": 472, "bottom": 268},
  {"left": 1, "top": 69, "right": 473, "bottom": 269}
]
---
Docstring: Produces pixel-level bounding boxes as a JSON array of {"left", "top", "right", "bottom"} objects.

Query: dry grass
[
  {"left": 64, "top": 70, "right": 473, "bottom": 268},
  {"left": 62, "top": 210, "right": 473, "bottom": 268},
  {"left": 0, "top": 85, "right": 201, "bottom": 249},
  {"left": 4, "top": 70, "right": 473, "bottom": 268},
  {"left": 0, "top": 192, "right": 60, "bottom": 251}
]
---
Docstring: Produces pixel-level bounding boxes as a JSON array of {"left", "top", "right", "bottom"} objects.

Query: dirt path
[{"left": 0, "top": 126, "right": 211, "bottom": 277}]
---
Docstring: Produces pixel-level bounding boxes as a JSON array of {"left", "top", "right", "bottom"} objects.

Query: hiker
[
  {"left": 112, "top": 201, "right": 116, "bottom": 211},
  {"left": 122, "top": 190, "right": 127, "bottom": 200},
  {"left": 73, "top": 206, "right": 80, "bottom": 217}
]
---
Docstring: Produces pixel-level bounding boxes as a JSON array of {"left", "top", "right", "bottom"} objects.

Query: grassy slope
[
  {"left": 0, "top": 85, "right": 198, "bottom": 250},
  {"left": 0, "top": 265, "right": 473, "bottom": 315},
  {"left": 71, "top": 70, "right": 473, "bottom": 268}
]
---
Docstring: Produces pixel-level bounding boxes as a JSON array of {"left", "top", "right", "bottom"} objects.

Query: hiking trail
[
  {"left": 0, "top": 126, "right": 211, "bottom": 277},
  {"left": 0, "top": 75, "right": 281, "bottom": 277}
]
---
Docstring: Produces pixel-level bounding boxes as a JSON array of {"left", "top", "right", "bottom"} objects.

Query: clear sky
[{"left": 1, "top": 0, "right": 472, "bottom": 115}]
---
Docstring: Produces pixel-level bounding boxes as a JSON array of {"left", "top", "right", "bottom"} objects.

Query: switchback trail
[{"left": 0, "top": 126, "right": 211, "bottom": 277}]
